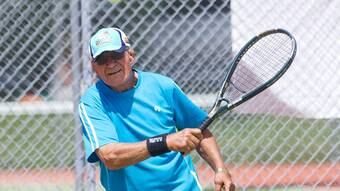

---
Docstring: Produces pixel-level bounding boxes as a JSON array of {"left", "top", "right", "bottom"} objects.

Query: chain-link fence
[{"left": 0, "top": 0, "right": 339, "bottom": 190}]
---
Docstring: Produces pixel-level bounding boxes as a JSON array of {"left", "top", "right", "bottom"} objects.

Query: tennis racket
[{"left": 199, "top": 28, "right": 297, "bottom": 131}]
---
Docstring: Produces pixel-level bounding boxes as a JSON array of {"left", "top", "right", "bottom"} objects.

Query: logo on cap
[{"left": 95, "top": 31, "right": 112, "bottom": 47}]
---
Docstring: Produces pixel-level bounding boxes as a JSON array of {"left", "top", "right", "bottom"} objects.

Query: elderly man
[{"left": 78, "top": 27, "right": 234, "bottom": 191}]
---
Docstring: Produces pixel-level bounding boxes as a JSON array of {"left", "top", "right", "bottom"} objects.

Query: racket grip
[
  {"left": 180, "top": 117, "right": 213, "bottom": 155},
  {"left": 199, "top": 117, "right": 214, "bottom": 131}
]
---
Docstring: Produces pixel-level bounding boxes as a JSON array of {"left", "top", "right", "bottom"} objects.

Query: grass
[
  {"left": 0, "top": 114, "right": 76, "bottom": 169},
  {"left": 1, "top": 113, "right": 338, "bottom": 169},
  {"left": 192, "top": 113, "right": 338, "bottom": 164},
  {"left": 204, "top": 187, "right": 324, "bottom": 191},
  {"left": 0, "top": 185, "right": 74, "bottom": 191},
  {"left": 0, "top": 113, "right": 338, "bottom": 191}
]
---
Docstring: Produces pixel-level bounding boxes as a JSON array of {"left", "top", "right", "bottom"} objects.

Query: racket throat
[
  {"left": 219, "top": 97, "right": 229, "bottom": 103},
  {"left": 216, "top": 97, "right": 230, "bottom": 110}
]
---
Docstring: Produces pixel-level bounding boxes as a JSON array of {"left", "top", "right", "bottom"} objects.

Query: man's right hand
[{"left": 166, "top": 128, "right": 203, "bottom": 155}]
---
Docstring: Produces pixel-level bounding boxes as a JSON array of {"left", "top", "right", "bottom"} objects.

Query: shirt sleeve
[
  {"left": 171, "top": 82, "right": 208, "bottom": 130},
  {"left": 78, "top": 101, "right": 119, "bottom": 163}
]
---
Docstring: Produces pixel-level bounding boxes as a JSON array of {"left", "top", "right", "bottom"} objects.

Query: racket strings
[
  {"left": 255, "top": 36, "right": 291, "bottom": 67},
  {"left": 250, "top": 44, "right": 286, "bottom": 72},
  {"left": 246, "top": 35, "right": 291, "bottom": 76},
  {"left": 229, "top": 33, "right": 293, "bottom": 97},
  {"left": 224, "top": 82, "right": 244, "bottom": 102}
]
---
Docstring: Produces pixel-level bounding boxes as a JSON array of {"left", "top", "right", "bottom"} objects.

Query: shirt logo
[{"left": 154, "top": 105, "right": 161, "bottom": 112}]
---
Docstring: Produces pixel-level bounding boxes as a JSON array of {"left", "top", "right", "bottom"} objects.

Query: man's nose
[{"left": 106, "top": 59, "right": 118, "bottom": 67}]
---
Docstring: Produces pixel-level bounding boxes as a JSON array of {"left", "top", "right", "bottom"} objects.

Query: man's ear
[
  {"left": 91, "top": 60, "right": 95, "bottom": 68},
  {"left": 128, "top": 49, "right": 136, "bottom": 65},
  {"left": 91, "top": 60, "right": 98, "bottom": 73}
]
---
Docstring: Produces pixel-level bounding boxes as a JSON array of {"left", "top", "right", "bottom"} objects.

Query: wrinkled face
[{"left": 92, "top": 51, "right": 134, "bottom": 91}]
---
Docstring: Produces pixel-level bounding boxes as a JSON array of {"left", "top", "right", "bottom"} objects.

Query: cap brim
[{"left": 92, "top": 44, "right": 128, "bottom": 59}]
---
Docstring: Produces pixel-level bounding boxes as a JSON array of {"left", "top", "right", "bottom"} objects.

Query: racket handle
[
  {"left": 199, "top": 117, "right": 214, "bottom": 131},
  {"left": 179, "top": 117, "right": 213, "bottom": 155}
]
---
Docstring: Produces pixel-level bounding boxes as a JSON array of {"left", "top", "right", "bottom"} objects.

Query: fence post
[
  {"left": 71, "top": 0, "right": 85, "bottom": 190},
  {"left": 80, "top": 0, "right": 97, "bottom": 190}
]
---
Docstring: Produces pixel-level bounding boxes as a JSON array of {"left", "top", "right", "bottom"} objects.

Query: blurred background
[{"left": 0, "top": 0, "right": 339, "bottom": 190}]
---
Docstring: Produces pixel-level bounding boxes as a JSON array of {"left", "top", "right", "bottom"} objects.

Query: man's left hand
[{"left": 214, "top": 168, "right": 235, "bottom": 191}]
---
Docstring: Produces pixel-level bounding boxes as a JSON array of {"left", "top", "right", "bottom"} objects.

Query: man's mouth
[{"left": 107, "top": 69, "right": 122, "bottom": 76}]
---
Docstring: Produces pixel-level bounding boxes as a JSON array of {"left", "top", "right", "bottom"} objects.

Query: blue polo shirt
[{"left": 78, "top": 70, "right": 207, "bottom": 191}]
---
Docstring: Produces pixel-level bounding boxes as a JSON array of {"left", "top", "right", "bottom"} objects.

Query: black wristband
[{"left": 146, "top": 134, "right": 170, "bottom": 156}]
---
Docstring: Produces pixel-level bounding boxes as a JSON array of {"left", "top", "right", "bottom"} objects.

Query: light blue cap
[{"left": 89, "top": 28, "right": 130, "bottom": 59}]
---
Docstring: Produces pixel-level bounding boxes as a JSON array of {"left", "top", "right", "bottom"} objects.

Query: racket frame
[{"left": 200, "top": 28, "right": 297, "bottom": 130}]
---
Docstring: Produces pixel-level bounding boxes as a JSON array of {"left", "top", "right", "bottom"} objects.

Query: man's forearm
[
  {"left": 196, "top": 130, "right": 225, "bottom": 171},
  {"left": 96, "top": 141, "right": 150, "bottom": 170},
  {"left": 96, "top": 128, "right": 203, "bottom": 170}
]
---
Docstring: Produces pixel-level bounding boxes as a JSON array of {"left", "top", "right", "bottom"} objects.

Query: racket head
[{"left": 217, "top": 28, "right": 297, "bottom": 114}]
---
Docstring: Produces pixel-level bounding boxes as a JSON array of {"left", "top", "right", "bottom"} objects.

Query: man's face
[{"left": 92, "top": 51, "right": 133, "bottom": 90}]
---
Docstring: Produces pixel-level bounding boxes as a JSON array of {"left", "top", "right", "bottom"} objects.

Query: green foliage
[
  {"left": 0, "top": 114, "right": 76, "bottom": 169},
  {"left": 1, "top": 113, "right": 338, "bottom": 169},
  {"left": 192, "top": 114, "right": 338, "bottom": 164}
]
